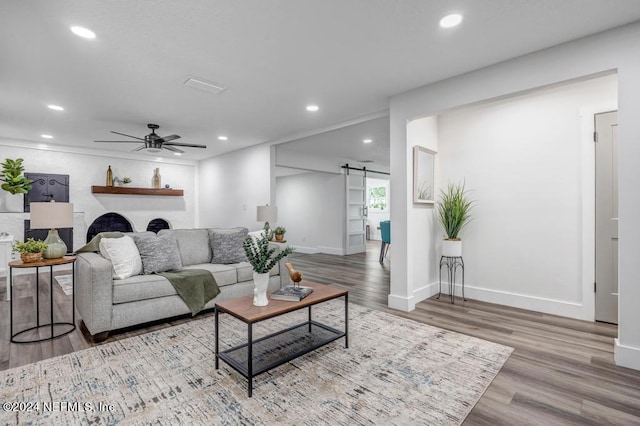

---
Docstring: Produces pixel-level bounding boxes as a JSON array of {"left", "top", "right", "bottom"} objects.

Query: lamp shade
[
  {"left": 30, "top": 202, "right": 74, "bottom": 229},
  {"left": 256, "top": 205, "right": 277, "bottom": 223}
]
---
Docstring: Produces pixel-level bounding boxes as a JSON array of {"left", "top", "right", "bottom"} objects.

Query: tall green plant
[
  {"left": 1, "top": 158, "right": 33, "bottom": 194},
  {"left": 243, "top": 233, "right": 294, "bottom": 274},
  {"left": 437, "top": 181, "right": 474, "bottom": 240}
]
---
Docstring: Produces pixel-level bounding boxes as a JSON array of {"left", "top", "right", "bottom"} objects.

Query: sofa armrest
[
  {"left": 269, "top": 242, "right": 292, "bottom": 288},
  {"left": 76, "top": 252, "right": 114, "bottom": 336}
]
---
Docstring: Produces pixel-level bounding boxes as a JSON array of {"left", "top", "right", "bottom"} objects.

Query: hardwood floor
[{"left": 2, "top": 241, "right": 640, "bottom": 425}]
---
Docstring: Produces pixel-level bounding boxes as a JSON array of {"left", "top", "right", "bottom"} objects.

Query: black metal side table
[
  {"left": 9, "top": 256, "right": 76, "bottom": 343},
  {"left": 438, "top": 256, "right": 465, "bottom": 304}
]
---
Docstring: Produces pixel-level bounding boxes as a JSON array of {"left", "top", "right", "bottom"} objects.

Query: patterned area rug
[
  {"left": 0, "top": 300, "right": 512, "bottom": 425},
  {"left": 54, "top": 275, "right": 73, "bottom": 295}
]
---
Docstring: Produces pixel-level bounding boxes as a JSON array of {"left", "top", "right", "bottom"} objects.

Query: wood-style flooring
[{"left": 1, "top": 241, "right": 640, "bottom": 425}]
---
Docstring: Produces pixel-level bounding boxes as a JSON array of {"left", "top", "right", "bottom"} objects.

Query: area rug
[
  {"left": 0, "top": 300, "right": 513, "bottom": 425},
  {"left": 54, "top": 274, "right": 73, "bottom": 295}
]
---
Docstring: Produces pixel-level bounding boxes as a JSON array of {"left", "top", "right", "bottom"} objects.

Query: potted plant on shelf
[
  {"left": 243, "top": 233, "right": 293, "bottom": 306},
  {"left": 122, "top": 177, "right": 132, "bottom": 186},
  {"left": 274, "top": 226, "right": 286, "bottom": 242},
  {"left": 1, "top": 158, "right": 33, "bottom": 212},
  {"left": 13, "top": 238, "right": 48, "bottom": 263},
  {"left": 437, "top": 181, "right": 474, "bottom": 257}
]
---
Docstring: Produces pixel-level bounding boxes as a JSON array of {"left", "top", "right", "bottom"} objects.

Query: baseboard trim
[
  {"left": 290, "top": 246, "right": 320, "bottom": 254},
  {"left": 615, "top": 338, "right": 640, "bottom": 371},
  {"left": 317, "top": 246, "right": 345, "bottom": 256},
  {"left": 412, "top": 282, "right": 586, "bottom": 320},
  {"left": 388, "top": 293, "right": 416, "bottom": 311}
]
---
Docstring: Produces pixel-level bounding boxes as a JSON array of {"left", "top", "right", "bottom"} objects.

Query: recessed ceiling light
[
  {"left": 174, "top": 152, "right": 182, "bottom": 156},
  {"left": 40, "top": 134, "right": 53, "bottom": 139},
  {"left": 363, "top": 139, "right": 373, "bottom": 144},
  {"left": 47, "top": 104, "right": 64, "bottom": 111},
  {"left": 306, "top": 105, "right": 319, "bottom": 112},
  {"left": 218, "top": 136, "right": 228, "bottom": 141},
  {"left": 440, "top": 13, "right": 463, "bottom": 28},
  {"left": 70, "top": 26, "right": 96, "bottom": 39}
]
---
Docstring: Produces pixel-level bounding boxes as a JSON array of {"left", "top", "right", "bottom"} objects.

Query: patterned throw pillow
[
  {"left": 135, "top": 235, "right": 183, "bottom": 274},
  {"left": 209, "top": 227, "right": 249, "bottom": 264}
]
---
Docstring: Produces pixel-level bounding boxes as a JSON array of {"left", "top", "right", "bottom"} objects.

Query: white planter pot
[
  {"left": 253, "top": 272, "right": 270, "bottom": 306},
  {"left": 442, "top": 239, "right": 462, "bottom": 257},
  {"left": 3, "top": 193, "right": 23, "bottom": 212}
]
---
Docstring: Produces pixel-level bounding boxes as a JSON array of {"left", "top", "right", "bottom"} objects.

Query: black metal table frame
[
  {"left": 10, "top": 260, "right": 76, "bottom": 343},
  {"left": 215, "top": 293, "right": 348, "bottom": 397},
  {"left": 438, "top": 256, "right": 465, "bottom": 304}
]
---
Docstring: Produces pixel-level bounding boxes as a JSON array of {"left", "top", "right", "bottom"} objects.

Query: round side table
[{"left": 9, "top": 255, "right": 76, "bottom": 344}]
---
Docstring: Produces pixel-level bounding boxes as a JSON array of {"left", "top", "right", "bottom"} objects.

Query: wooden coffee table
[{"left": 215, "top": 281, "right": 348, "bottom": 397}]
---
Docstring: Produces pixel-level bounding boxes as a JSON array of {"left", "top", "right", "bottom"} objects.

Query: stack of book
[{"left": 270, "top": 286, "right": 314, "bottom": 301}]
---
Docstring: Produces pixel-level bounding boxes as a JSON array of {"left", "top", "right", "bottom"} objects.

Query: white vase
[
  {"left": 253, "top": 272, "right": 270, "bottom": 306},
  {"left": 3, "top": 193, "right": 23, "bottom": 212},
  {"left": 442, "top": 239, "right": 462, "bottom": 257}
]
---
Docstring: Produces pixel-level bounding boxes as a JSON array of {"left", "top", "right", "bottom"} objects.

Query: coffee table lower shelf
[{"left": 219, "top": 321, "right": 345, "bottom": 380}]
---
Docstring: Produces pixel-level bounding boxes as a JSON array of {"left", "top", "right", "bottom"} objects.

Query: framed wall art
[{"left": 413, "top": 146, "right": 436, "bottom": 204}]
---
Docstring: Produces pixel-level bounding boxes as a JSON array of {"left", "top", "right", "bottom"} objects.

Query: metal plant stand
[{"left": 438, "top": 256, "right": 465, "bottom": 304}]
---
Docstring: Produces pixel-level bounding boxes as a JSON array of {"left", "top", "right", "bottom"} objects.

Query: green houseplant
[
  {"left": 274, "top": 226, "right": 286, "bottom": 242},
  {"left": 243, "top": 233, "right": 294, "bottom": 306},
  {"left": 437, "top": 181, "right": 474, "bottom": 257},
  {"left": 1, "top": 158, "right": 33, "bottom": 195},
  {"left": 13, "top": 237, "right": 48, "bottom": 263}
]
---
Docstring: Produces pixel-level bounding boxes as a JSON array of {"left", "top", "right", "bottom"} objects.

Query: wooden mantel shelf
[{"left": 91, "top": 186, "right": 184, "bottom": 196}]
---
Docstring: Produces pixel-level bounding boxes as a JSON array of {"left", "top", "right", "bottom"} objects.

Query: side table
[
  {"left": 9, "top": 256, "right": 76, "bottom": 343},
  {"left": 438, "top": 256, "right": 465, "bottom": 304}
]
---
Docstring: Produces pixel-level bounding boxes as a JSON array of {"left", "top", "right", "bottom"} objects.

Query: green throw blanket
[{"left": 158, "top": 269, "right": 220, "bottom": 316}]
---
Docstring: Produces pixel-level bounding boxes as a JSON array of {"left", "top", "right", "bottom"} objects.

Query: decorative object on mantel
[
  {"left": 122, "top": 177, "right": 132, "bottom": 186},
  {"left": 274, "top": 226, "right": 286, "bottom": 242},
  {"left": 12, "top": 237, "right": 47, "bottom": 263},
  {"left": 153, "top": 168, "right": 161, "bottom": 189},
  {"left": 106, "top": 165, "right": 113, "bottom": 187},
  {"left": 437, "top": 181, "right": 474, "bottom": 257},
  {"left": 243, "top": 233, "right": 293, "bottom": 306},
  {"left": 1, "top": 158, "right": 33, "bottom": 212},
  {"left": 30, "top": 200, "right": 74, "bottom": 259}
]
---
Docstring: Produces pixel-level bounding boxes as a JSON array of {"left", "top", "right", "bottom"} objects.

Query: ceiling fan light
[{"left": 146, "top": 147, "right": 162, "bottom": 153}]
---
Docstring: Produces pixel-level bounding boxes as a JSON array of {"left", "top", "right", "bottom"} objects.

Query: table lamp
[
  {"left": 256, "top": 204, "right": 277, "bottom": 239},
  {"left": 30, "top": 201, "right": 73, "bottom": 259}
]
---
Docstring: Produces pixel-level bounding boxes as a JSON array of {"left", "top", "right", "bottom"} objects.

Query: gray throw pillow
[
  {"left": 135, "top": 235, "right": 183, "bottom": 274},
  {"left": 209, "top": 227, "right": 248, "bottom": 264}
]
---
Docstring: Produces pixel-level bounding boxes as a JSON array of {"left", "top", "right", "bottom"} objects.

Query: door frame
[{"left": 579, "top": 104, "right": 618, "bottom": 321}]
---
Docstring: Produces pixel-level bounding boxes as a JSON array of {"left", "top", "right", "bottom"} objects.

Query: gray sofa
[{"left": 75, "top": 228, "right": 290, "bottom": 340}]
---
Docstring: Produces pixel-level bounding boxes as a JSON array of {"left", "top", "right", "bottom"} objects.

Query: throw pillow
[
  {"left": 135, "top": 235, "right": 183, "bottom": 274},
  {"left": 77, "top": 232, "right": 124, "bottom": 253},
  {"left": 209, "top": 227, "right": 249, "bottom": 264},
  {"left": 99, "top": 235, "right": 143, "bottom": 279}
]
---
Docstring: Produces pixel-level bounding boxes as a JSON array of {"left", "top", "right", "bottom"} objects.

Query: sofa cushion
[
  {"left": 182, "top": 263, "right": 238, "bottom": 287},
  {"left": 113, "top": 274, "right": 176, "bottom": 304},
  {"left": 99, "top": 235, "right": 143, "bottom": 280},
  {"left": 158, "top": 229, "right": 212, "bottom": 266},
  {"left": 209, "top": 227, "right": 248, "bottom": 264},
  {"left": 135, "top": 235, "right": 183, "bottom": 274}
]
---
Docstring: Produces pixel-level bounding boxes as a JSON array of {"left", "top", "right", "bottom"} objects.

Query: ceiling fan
[{"left": 94, "top": 123, "right": 206, "bottom": 153}]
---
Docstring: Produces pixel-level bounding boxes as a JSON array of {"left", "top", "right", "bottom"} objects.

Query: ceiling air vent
[{"left": 183, "top": 76, "right": 227, "bottom": 95}]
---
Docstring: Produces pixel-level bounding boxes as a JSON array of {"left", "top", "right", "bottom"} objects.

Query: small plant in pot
[
  {"left": 437, "top": 181, "right": 474, "bottom": 257},
  {"left": 274, "top": 226, "right": 286, "bottom": 242},
  {"left": 13, "top": 238, "right": 48, "bottom": 263},
  {"left": 122, "top": 177, "right": 132, "bottom": 185},
  {"left": 243, "top": 233, "right": 294, "bottom": 306}
]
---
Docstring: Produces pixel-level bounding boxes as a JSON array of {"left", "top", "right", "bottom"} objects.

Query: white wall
[
  {"left": 0, "top": 141, "right": 197, "bottom": 250},
  {"left": 438, "top": 75, "right": 616, "bottom": 314},
  {"left": 389, "top": 22, "right": 640, "bottom": 370},
  {"left": 198, "top": 143, "right": 272, "bottom": 230},
  {"left": 275, "top": 171, "right": 344, "bottom": 254}
]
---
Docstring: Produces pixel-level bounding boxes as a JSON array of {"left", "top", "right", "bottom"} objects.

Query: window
[{"left": 368, "top": 185, "right": 388, "bottom": 211}]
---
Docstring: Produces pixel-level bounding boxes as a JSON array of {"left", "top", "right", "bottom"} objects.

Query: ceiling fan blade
[
  {"left": 164, "top": 141, "right": 207, "bottom": 148},
  {"left": 95, "top": 140, "right": 141, "bottom": 143},
  {"left": 157, "top": 134, "right": 180, "bottom": 143},
  {"left": 163, "top": 145, "right": 184, "bottom": 153},
  {"left": 110, "top": 131, "right": 146, "bottom": 141},
  {"left": 131, "top": 145, "right": 146, "bottom": 151}
]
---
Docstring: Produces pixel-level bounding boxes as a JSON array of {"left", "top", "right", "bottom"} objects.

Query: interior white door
[
  {"left": 595, "top": 110, "right": 618, "bottom": 324},
  {"left": 345, "top": 170, "right": 367, "bottom": 255}
]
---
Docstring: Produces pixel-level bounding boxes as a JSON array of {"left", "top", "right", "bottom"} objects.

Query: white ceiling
[{"left": 2, "top": 1, "right": 640, "bottom": 162}]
